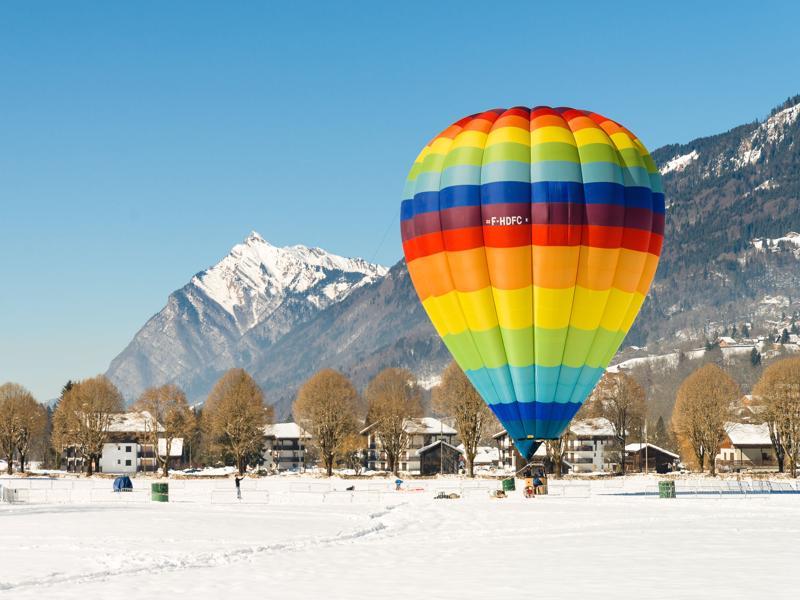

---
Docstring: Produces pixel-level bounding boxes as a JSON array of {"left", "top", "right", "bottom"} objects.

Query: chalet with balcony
[
  {"left": 624, "top": 443, "right": 679, "bottom": 473},
  {"left": 64, "top": 411, "right": 184, "bottom": 474},
  {"left": 361, "top": 417, "right": 456, "bottom": 474},
  {"left": 262, "top": 422, "right": 311, "bottom": 472},
  {"left": 715, "top": 422, "right": 777, "bottom": 472}
]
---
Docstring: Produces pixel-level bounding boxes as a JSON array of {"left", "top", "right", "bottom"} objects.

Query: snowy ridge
[
  {"left": 752, "top": 231, "right": 800, "bottom": 254},
  {"left": 659, "top": 150, "right": 699, "bottom": 175},
  {"left": 191, "top": 231, "right": 388, "bottom": 333},
  {"left": 731, "top": 101, "right": 800, "bottom": 171}
]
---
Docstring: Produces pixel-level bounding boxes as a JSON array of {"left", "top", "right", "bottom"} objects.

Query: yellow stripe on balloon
[
  {"left": 573, "top": 127, "right": 613, "bottom": 148},
  {"left": 491, "top": 287, "right": 533, "bottom": 329},
  {"left": 534, "top": 287, "right": 576, "bottom": 330},
  {"left": 451, "top": 130, "right": 488, "bottom": 150},
  {"left": 486, "top": 126, "right": 530, "bottom": 147},
  {"left": 531, "top": 126, "right": 577, "bottom": 146}
]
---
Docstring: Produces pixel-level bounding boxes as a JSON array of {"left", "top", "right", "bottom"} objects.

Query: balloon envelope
[{"left": 400, "top": 107, "right": 663, "bottom": 459}]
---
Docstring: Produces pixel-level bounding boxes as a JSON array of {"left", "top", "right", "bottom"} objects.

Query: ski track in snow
[{"left": 0, "top": 503, "right": 405, "bottom": 593}]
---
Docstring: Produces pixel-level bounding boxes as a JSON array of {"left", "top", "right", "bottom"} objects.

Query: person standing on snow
[{"left": 235, "top": 475, "right": 244, "bottom": 500}]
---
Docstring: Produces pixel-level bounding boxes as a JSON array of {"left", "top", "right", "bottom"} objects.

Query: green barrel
[
  {"left": 502, "top": 478, "right": 516, "bottom": 492},
  {"left": 658, "top": 480, "right": 676, "bottom": 499},
  {"left": 151, "top": 482, "right": 169, "bottom": 502}
]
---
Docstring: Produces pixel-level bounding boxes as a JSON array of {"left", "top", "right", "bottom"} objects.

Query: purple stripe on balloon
[{"left": 401, "top": 202, "right": 662, "bottom": 242}]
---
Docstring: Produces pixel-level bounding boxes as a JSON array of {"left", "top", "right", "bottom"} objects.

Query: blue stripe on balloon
[
  {"left": 466, "top": 365, "right": 603, "bottom": 406},
  {"left": 401, "top": 182, "right": 662, "bottom": 221}
]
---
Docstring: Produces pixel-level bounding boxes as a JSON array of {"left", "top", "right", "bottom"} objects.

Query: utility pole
[{"left": 644, "top": 420, "right": 649, "bottom": 475}]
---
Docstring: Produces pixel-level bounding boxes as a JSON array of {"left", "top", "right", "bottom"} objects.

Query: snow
[
  {"left": 263, "top": 422, "right": 311, "bottom": 439},
  {"left": 731, "top": 102, "right": 800, "bottom": 171},
  {"left": 725, "top": 422, "right": 771, "bottom": 446},
  {"left": 191, "top": 231, "right": 388, "bottom": 332},
  {"left": 157, "top": 437, "right": 183, "bottom": 458},
  {"left": 752, "top": 232, "right": 800, "bottom": 254},
  {"left": 754, "top": 179, "right": 779, "bottom": 192},
  {"left": 108, "top": 411, "right": 161, "bottom": 433},
  {"left": 659, "top": 149, "right": 699, "bottom": 174},
  {"left": 569, "top": 417, "right": 615, "bottom": 437},
  {"left": 416, "top": 373, "right": 442, "bottom": 390},
  {"left": 1, "top": 474, "right": 799, "bottom": 599},
  {"left": 403, "top": 417, "right": 456, "bottom": 435}
]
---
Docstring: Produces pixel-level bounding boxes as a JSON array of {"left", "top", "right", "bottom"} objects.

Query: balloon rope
[{"left": 370, "top": 212, "right": 399, "bottom": 265}]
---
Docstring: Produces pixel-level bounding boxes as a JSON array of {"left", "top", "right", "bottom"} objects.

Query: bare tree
[
  {"left": 293, "top": 369, "right": 361, "bottom": 477},
  {"left": 753, "top": 357, "right": 800, "bottom": 477},
  {"left": 432, "top": 362, "right": 491, "bottom": 477},
  {"left": 51, "top": 376, "right": 124, "bottom": 476},
  {"left": 592, "top": 371, "right": 646, "bottom": 475},
  {"left": 544, "top": 434, "right": 568, "bottom": 479},
  {"left": 0, "top": 383, "right": 38, "bottom": 474},
  {"left": 365, "top": 368, "right": 422, "bottom": 475},
  {"left": 672, "top": 364, "right": 739, "bottom": 476},
  {"left": 135, "top": 384, "right": 195, "bottom": 477},
  {"left": 14, "top": 392, "right": 47, "bottom": 473},
  {"left": 203, "top": 369, "right": 272, "bottom": 475}
]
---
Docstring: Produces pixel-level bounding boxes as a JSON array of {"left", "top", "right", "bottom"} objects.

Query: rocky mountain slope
[{"left": 106, "top": 232, "right": 387, "bottom": 403}]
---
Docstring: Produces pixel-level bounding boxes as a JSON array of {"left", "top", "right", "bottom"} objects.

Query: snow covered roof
[
  {"left": 716, "top": 336, "right": 737, "bottom": 345},
  {"left": 569, "top": 417, "right": 615, "bottom": 438},
  {"left": 361, "top": 417, "right": 456, "bottom": 436},
  {"left": 455, "top": 445, "right": 499, "bottom": 465},
  {"left": 108, "top": 411, "right": 162, "bottom": 433},
  {"left": 624, "top": 443, "right": 679, "bottom": 459},
  {"left": 415, "top": 440, "right": 461, "bottom": 456},
  {"left": 264, "top": 422, "right": 311, "bottom": 439},
  {"left": 158, "top": 437, "right": 184, "bottom": 458},
  {"left": 404, "top": 417, "right": 456, "bottom": 435},
  {"left": 492, "top": 429, "right": 508, "bottom": 439},
  {"left": 725, "top": 422, "right": 771, "bottom": 446}
]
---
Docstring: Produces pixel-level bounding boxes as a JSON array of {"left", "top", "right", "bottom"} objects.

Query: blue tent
[{"left": 113, "top": 475, "right": 133, "bottom": 492}]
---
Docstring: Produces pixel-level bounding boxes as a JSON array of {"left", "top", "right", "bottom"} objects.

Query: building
[
  {"left": 493, "top": 430, "right": 546, "bottom": 471},
  {"left": 63, "top": 411, "right": 184, "bottom": 474},
  {"left": 494, "top": 417, "right": 617, "bottom": 474},
  {"left": 417, "top": 440, "right": 462, "bottom": 475},
  {"left": 565, "top": 418, "right": 618, "bottom": 474},
  {"left": 262, "top": 422, "right": 311, "bottom": 472},
  {"left": 624, "top": 443, "right": 680, "bottom": 473},
  {"left": 361, "top": 417, "right": 456, "bottom": 474},
  {"left": 715, "top": 422, "right": 777, "bottom": 472},
  {"left": 456, "top": 444, "right": 501, "bottom": 471}
]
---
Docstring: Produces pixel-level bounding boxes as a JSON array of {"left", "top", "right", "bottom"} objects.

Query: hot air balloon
[{"left": 400, "top": 107, "right": 663, "bottom": 462}]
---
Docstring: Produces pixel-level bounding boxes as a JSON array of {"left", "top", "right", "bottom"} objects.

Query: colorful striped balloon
[{"left": 400, "top": 106, "right": 664, "bottom": 459}]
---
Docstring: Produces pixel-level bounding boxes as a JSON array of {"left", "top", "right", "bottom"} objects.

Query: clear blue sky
[{"left": 1, "top": 1, "right": 798, "bottom": 401}]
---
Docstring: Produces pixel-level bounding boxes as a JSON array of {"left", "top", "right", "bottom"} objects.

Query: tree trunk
[
  {"left": 85, "top": 456, "right": 93, "bottom": 476},
  {"left": 5, "top": 453, "right": 13, "bottom": 475},
  {"left": 325, "top": 453, "right": 333, "bottom": 477},
  {"left": 777, "top": 453, "right": 785, "bottom": 473},
  {"left": 467, "top": 455, "right": 474, "bottom": 478},
  {"left": 19, "top": 453, "right": 26, "bottom": 473},
  {"left": 162, "top": 460, "right": 169, "bottom": 478},
  {"left": 619, "top": 435, "right": 626, "bottom": 475}
]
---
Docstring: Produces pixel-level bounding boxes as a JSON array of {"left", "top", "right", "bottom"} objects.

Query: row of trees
[
  {"left": 292, "top": 363, "right": 494, "bottom": 477},
  {"left": 1, "top": 361, "right": 495, "bottom": 478}
]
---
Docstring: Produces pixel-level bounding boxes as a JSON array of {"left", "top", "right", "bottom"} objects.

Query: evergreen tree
[
  {"left": 781, "top": 329, "right": 790, "bottom": 344},
  {"left": 750, "top": 348, "right": 762, "bottom": 366}
]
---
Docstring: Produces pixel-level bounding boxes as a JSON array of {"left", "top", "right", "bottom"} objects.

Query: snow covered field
[{"left": 1, "top": 476, "right": 798, "bottom": 599}]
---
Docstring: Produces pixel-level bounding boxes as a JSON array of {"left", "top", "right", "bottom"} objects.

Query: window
[
  {"left": 117, "top": 459, "right": 121, "bottom": 465},
  {"left": 125, "top": 460, "right": 131, "bottom": 466},
  {"left": 126, "top": 446, "right": 132, "bottom": 453}
]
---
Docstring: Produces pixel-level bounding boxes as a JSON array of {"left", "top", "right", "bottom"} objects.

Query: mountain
[
  {"left": 108, "top": 96, "right": 800, "bottom": 418},
  {"left": 628, "top": 95, "right": 800, "bottom": 349},
  {"left": 106, "top": 232, "right": 387, "bottom": 403}
]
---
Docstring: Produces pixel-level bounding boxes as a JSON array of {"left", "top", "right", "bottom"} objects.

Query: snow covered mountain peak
[{"left": 191, "top": 232, "right": 388, "bottom": 332}]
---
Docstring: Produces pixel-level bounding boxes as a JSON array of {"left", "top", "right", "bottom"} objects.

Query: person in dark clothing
[{"left": 235, "top": 475, "right": 244, "bottom": 500}]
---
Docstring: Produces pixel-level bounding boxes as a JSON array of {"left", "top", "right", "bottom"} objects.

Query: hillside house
[
  {"left": 361, "top": 417, "right": 456, "bottom": 474},
  {"left": 715, "top": 423, "right": 777, "bottom": 472},
  {"left": 262, "top": 422, "right": 311, "bottom": 472}
]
